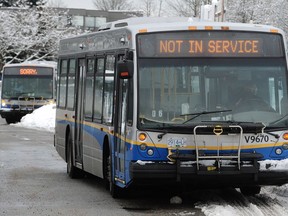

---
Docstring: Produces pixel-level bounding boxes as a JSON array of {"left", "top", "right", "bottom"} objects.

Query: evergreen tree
[
  {"left": 0, "top": 0, "right": 19, "bottom": 7},
  {"left": 25, "top": 0, "right": 46, "bottom": 7},
  {"left": 0, "top": 0, "right": 46, "bottom": 8}
]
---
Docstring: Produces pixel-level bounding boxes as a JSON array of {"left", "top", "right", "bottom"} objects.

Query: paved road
[
  {"left": 0, "top": 117, "right": 204, "bottom": 216},
  {"left": 0, "top": 118, "right": 131, "bottom": 216},
  {"left": 1, "top": 117, "right": 288, "bottom": 216}
]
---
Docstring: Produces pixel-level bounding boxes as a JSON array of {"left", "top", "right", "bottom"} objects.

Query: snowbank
[
  {"left": 12, "top": 104, "right": 56, "bottom": 132},
  {"left": 259, "top": 158, "right": 288, "bottom": 171}
]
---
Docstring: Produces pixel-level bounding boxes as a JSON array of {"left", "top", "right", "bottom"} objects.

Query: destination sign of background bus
[{"left": 19, "top": 68, "right": 38, "bottom": 75}]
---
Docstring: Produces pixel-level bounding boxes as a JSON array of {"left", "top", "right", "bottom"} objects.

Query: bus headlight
[
  {"left": 140, "top": 143, "right": 147, "bottom": 151},
  {"left": 147, "top": 149, "right": 154, "bottom": 156},
  {"left": 275, "top": 148, "right": 283, "bottom": 155},
  {"left": 282, "top": 143, "right": 288, "bottom": 150},
  {"left": 1, "top": 100, "right": 6, "bottom": 107}
]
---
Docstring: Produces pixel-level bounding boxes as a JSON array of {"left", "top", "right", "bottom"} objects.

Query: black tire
[
  {"left": 240, "top": 186, "right": 261, "bottom": 196},
  {"left": 67, "top": 133, "right": 83, "bottom": 179},
  {"left": 104, "top": 153, "right": 110, "bottom": 190},
  {"left": 5, "top": 117, "right": 17, "bottom": 124}
]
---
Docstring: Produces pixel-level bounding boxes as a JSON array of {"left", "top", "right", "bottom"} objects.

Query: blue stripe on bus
[{"left": 56, "top": 119, "right": 288, "bottom": 161}]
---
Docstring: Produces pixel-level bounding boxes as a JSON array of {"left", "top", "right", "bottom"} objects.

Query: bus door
[
  {"left": 114, "top": 76, "right": 130, "bottom": 184},
  {"left": 74, "top": 59, "right": 86, "bottom": 164}
]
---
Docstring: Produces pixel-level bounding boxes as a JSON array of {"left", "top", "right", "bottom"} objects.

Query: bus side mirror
[{"left": 117, "top": 60, "right": 133, "bottom": 79}]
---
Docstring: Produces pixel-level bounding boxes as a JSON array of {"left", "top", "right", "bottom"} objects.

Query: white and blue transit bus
[
  {"left": 0, "top": 61, "right": 57, "bottom": 124},
  {"left": 55, "top": 17, "right": 288, "bottom": 197}
]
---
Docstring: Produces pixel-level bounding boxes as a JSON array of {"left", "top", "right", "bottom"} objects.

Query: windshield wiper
[
  {"left": 269, "top": 113, "right": 288, "bottom": 125},
  {"left": 181, "top": 109, "right": 232, "bottom": 124}
]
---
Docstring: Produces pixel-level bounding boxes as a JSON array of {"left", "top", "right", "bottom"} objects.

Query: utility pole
[
  {"left": 158, "top": 0, "right": 163, "bottom": 17},
  {"left": 221, "top": 0, "right": 225, "bottom": 21}
]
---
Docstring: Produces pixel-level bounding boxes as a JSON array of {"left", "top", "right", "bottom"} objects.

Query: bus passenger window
[
  {"left": 67, "top": 59, "right": 76, "bottom": 109},
  {"left": 93, "top": 58, "right": 104, "bottom": 121},
  {"left": 84, "top": 59, "right": 95, "bottom": 120},
  {"left": 58, "top": 60, "right": 68, "bottom": 108},
  {"left": 103, "top": 55, "right": 115, "bottom": 124}
]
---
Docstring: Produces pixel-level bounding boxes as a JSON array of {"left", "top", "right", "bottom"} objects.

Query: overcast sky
[{"left": 53, "top": 0, "right": 95, "bottom": 9}]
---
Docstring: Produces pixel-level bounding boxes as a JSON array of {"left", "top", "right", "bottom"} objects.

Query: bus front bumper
[
  {"left": 0, "top": 108, "right": 33, "bottom": 118},
  {"left": 130, "top": 161, "right": 288, "bottom": 187}
]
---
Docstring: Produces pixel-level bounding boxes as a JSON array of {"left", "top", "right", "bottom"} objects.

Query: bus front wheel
[{"left": 5, "top": 116, "right": 20, "bottom": 124}]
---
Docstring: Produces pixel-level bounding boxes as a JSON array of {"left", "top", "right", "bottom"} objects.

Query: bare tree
[
  {"left": 141, "top": 0, "right": 155, "bottom": 16},
  {"left": 93, "top": 0, "right": 134, "bottom": 11},
  {"left": 158, "top": 0, "right": 163, "bottom": 17},
  {"left": 225, "top": 0, "right": 260, "bottom": 23},
  {"left": 167, "top": 0, "right": 209, "bottom": 17},
  {"left": 139, "top": 0, "right": 166, "bottom": 17},
  {"left": 225, "top": 0, "right": 288, "bottom": 42}
]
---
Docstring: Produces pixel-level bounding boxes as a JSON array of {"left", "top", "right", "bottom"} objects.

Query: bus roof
[
  {"left": 99, "top": 17, "right": 283, "bottom": 34},
  {"left": 3, "top": 61, "right": 57, "bottom": 69},
  {"left": 58, "top": 17, "right": 285, "bottom": 56}
]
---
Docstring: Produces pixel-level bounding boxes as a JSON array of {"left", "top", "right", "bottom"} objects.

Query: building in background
[
  {"left": 57, "top": 8, "right": 143, "bottom": 31},
  {"left": 200, "top": 4, "right": 215, "bottom": 21},
  {"left": 200, "top": 0, "right": 227, "bottom": 22},
  {"left": 0, "top": 7, "right": 143, "bottom": 32}
]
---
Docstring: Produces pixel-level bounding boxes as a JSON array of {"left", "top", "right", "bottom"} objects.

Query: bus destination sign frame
[{"left": 137, "top": 31, "right": 284, "bottom": 58}]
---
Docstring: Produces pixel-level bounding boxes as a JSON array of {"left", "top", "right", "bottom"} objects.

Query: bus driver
[{"left": 234, "top": 82, "right": 274, "bottom": 112}]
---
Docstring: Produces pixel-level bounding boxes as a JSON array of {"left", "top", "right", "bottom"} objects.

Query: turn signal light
[
  {"left": 221, "top": 26, "right": 230, "bottom": 30},
  {"left": 283, "top": 133, "right": 288, "bottom": 140},
  {"left": 138, "top": 133, "right": 147, "bottom": 141},
  {"left": 270, "top": 29, "right": 278, "bottom": 33}
]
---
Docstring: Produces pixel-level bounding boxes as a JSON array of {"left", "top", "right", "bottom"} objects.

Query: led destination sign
[
  {"left": 159, "top": 39, "right": 259, "bottom": 55},
  {"left": 4, "top": 67, "right": 53, "bottom": 76},
  {"left": 20, "top": 68, "right": 38, "bottom": 75},
  {"left": 138, "top": 31, "right": 284, "bottom": 58}
]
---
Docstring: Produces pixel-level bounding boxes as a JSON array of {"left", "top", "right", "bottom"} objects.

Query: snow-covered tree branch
[{"left": 0, "top": 5, "right": 81, "bottom": 68}]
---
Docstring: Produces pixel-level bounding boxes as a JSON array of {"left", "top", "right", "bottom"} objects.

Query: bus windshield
[
  {"left": 2, "top": 67, "right": 53, "bottom": 99},
  {"left": 138, "top": 58, "right": 288, "bottom": 129}
]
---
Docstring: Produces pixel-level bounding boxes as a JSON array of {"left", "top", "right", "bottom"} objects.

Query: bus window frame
[
  {"left": 102, "top": 54, "right": 116, "bottom": 125},
  {"left": 93, "top": 56, "right": 105, "bottom": 123},
  {"left": 58, "top": 59, "right": 68, "bottom": 109},
  {"left": 84, "top": 57, "right": 96, "bottom": 121},
  {"left": 66, "top": 58, "right": 76, "bottom": 111}
]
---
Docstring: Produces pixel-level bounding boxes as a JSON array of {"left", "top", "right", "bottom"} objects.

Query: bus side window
[
  {"left": 84, "top": 58, "right": 95, "bottom": 120},
  {"left": 67, "top": 59, "right": 76, "bottom": 110},
  {"left": 103, "top": 55, "right": 115, "bottom": 124},
  {"left": 58, "top": 59, "right": 68, "bottom": 108},
  {"left": 127, "top": 79, "right": 133, "bottom": 126},
  {"left": 93, "top": 58, "right": 104, "bottom": 122}
]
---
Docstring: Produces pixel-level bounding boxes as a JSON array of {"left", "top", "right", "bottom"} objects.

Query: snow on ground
[
  {"left": 12, "top": 104, "right": 56, "bottom": 132},
  {"left": 194, "top": 185, "right": 288, "bottom": 216},
  {"left": 11, "top": 104, "right": 288, "bottom": 215}
]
